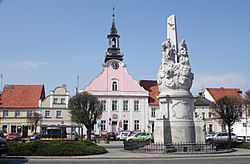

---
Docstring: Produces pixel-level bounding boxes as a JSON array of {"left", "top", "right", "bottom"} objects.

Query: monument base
[
  {"left": 170, "top": 121, "right": 195, "bottom": 143},
  {"left": 154, "top": 118, "right": 171, "bottom": 144},
  {"left": 155, "top": 89, "right": 196, "bottom": 144}
]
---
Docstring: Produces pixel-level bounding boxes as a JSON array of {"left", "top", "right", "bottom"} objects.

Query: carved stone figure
[{"left": 157, "top": 38, "right": 193, "bottom": 92}]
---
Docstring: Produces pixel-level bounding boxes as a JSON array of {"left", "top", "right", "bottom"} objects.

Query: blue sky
[{"left": 0, "top": 0, "right": 249, "bottom": 95}]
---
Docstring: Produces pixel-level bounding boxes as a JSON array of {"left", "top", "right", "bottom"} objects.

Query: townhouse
[{"left": 0, "top": 84, "right": 45, "bottom": 137}]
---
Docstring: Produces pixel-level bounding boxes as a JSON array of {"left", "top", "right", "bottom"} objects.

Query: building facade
[
  {"left": 0, "top": 84, "right": 45, "bottom": 137},
  {"left": 39, "top": 85, "right": 75, "bottom": 134},
  {"left": 203, "top": 87, "right": 249, "bottom": 140},
  {"left": 139, "top": 80, "right": 160, "bottom": 134},
  {"left": 82, "top": 13, "right": 149, "bottom": 135}
]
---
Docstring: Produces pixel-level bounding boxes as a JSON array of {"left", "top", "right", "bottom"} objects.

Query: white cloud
[
  {"left": 20, "top": 61, "right": 49, "bottom": 68},
  {"left": 191, "top": 72, "right": 249, "bottom": 94},
  {"left": 0, "top": 60, "right": 49, "bottom": 69}
]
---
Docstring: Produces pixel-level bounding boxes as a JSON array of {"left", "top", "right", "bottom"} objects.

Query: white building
[{"left": 40, "top": 85, "right": 76, "bottom": 134}]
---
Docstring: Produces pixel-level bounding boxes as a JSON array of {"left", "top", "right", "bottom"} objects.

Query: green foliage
[
  {"left": 237, "top": 142, "right": 250, "bottom": 149},
  {"left": 7, "top": 140, "right": 107, "bottom": 156},
  {"left": 212, "top": 141, "right": 239, "bottom": 149}
]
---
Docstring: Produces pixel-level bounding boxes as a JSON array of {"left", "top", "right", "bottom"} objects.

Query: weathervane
[{"left": 112, "top": 7, "right": 115, "bottom": 18}]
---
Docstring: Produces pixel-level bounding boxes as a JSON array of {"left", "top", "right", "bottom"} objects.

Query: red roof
[
  {"left": 139, "top": 80, "right": 159, "bottom": 106},
  {"left": 0, "top": 85, "right": 45, "bottom": 109},
  {"left": 206, "top": 87, "right": 242, "bottom": 101}
]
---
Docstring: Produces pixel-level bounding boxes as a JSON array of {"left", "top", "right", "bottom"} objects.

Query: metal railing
[{"left": 124, "top": 141, "right": 215, "bottom": 154}]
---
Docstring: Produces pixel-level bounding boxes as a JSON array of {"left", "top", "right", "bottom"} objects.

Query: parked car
[
  {"left": 106, "top": 132, "right": 116, "bottom": 141},
  {"left": 116, "top": 131, "right": 130, "bottom": 141},
  {"left": 205, "top": 132, "right": 216, "bottom": 142},
  {"left": 212, "top": 132, "right": 237, "bottom": 142},
  {"left": 0, "top": 137, "right": 8, "bottom": 157},
  {"left": 85, "top": 132, "right": 96, "bottom": 142},
  {"left": 6, "top": 132, "right": 21, "bottom": 141},
  {"left": 30, "top": 133, "right": 41, "bottom": 141},
  {"left": 126, "top": 132, "right": 153, "bottom": 143},
  {"left": 0, "top": 131, "right": 4, "bottom": 138}
]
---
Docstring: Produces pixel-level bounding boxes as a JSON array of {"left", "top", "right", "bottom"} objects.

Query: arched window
[{"left": 112, "top": 81, "right": 118, "bottom": 91}]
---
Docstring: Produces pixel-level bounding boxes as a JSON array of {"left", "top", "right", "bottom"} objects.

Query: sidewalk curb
[{"left": 7, "top": 149, "right": 250, "bottom": 160}]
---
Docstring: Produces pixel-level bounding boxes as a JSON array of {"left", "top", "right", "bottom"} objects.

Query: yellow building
[{"left": 0, "top": 84, "right": 45, "bottom": 137}]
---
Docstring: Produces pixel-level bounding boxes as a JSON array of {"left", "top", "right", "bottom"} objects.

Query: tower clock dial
[{"left": 111, "top": 61, "right": 119, "bottom": 69}]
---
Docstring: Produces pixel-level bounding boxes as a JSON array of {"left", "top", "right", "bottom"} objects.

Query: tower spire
[{"left": 104, "top": 7, "right": 123, "bottom": 63}]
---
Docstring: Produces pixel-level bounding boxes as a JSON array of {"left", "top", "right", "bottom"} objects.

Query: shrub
[
  {"left": 8, "top": 140, "right": 107, "bottom": 156},
  {"left": 237, "top": 142, "right": 250, "bottom": 149},
  {"left": 211, "top": 140, "right": 238, "bottom": 149}
]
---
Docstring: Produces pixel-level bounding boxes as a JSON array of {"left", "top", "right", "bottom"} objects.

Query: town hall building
[{"left": 81, "top": 13, "right": 149, "bottom": 135}]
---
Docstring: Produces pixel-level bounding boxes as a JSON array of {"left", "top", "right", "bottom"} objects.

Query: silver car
[
  {"left": 116, "top": 131, "right": 130, "bottom": 141},
  {"left": 212, "top": 132, "right": 237, "bottom": 142}
]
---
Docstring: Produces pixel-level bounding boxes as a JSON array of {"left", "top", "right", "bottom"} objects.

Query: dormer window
[
  {"left": 53, "top": 98, "right": 58, "bottom": 104},
  {"left": 112, "top": 81, "right": 118, "bottom": 91}
]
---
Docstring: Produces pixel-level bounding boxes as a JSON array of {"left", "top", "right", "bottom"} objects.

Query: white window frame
[
  {"left": 123, "top": 100, "right": 128, "bottom": 111},
  {"left": 53, "top": 98, "right": 58, "bottom": 104},
  {"left": 56, "top": 110, "right": 62, "bottom": 118},
  {"left": 112, "top": 100, "right": 118, "bottom": 111},
  {"left": 112, "top": 81, "right": 118, "bottom": 91},
  {"left": 61, "top": 98, "right": 66, "bottom": 104},
  {"left": 45, "top": 110, "right": 51, "bottom": 118},
  {"left": 101, "top": 100, "right": 106, "bottom": 111},
  {"left": 27, "top": 110, "right": 33, "bottom": 117},
  {"left": 134, "top": 100, "right": 140, "bottom": 111},
  {"left": 15, "top": 110, "right": 20, "bottom": 117},
  {"left": 151, "top": 108, "right": 156, "bottom": 117},
  {"left": 123, "top": 120, "right": 129, "bottom": 131},
  {"left": 134, "top": 120, "right": 140, "bottom": 130},
  {"left": 3, "top": 110, "right": 8, "bottom": 118},
  {"left": 100, "top": 120, "right": 106, "bottom": 131}
]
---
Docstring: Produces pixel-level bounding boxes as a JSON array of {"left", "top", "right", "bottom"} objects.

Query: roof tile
[
  {"left": 0, "top": 84, "right": 45, "bottom": 109},
  {"left": 139, "top": 80, "right": 159, "bottom": 106},
  {"left": 206, "top": 87, "right": 242, "bottom": 101}
]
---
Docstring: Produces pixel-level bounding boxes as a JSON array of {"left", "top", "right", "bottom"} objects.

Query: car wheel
[{"left": 128, "top": 139, "right": 133, "bottom": 143}]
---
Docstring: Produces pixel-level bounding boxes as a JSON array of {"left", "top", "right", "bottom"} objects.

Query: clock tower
[{"left": 104, "top": 9, "right": 123, "bottom": 63}]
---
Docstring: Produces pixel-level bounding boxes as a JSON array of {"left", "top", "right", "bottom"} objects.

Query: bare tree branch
[{"left": 68, "top": 91, "right": 102, "bottom": 140}]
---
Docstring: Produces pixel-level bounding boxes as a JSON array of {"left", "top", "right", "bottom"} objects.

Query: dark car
[
  {"left": 107, "top": 132, "right": 116, "bottom": 141},
  {"left": 0, "top": 131, "right": 4, "bottom": 138},
  {"left": 30, "top": 133, "right": 41, "bottom": 141},
  {"left": 6, "top": 132, "right": 21, "bottom": 141},
  {"left": 0, "top": 137, "right": 8, "bottom": 157}
]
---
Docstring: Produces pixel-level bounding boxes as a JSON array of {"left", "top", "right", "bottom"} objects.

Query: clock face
[{"left": 111, "top": 61, "right": 119, "bottom": 69}]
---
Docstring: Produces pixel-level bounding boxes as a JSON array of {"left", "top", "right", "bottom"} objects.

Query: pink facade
[
  {"left": 82, "top": 60, "right": 149, "bottom": 134},
  {"left": 84, "top": 60, "right": 147, "bottom": 94}
]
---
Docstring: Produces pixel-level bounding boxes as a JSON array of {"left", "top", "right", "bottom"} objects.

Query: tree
[
  {"left": 244, "top": 90, "right": 250, "bottom": 116},
  {"left": 28, "top": 111, "right": 43, "bottom": 134},
  {"left": 211, "top": 96, "right": 243, "bottom": 149},
  {"left": 68, "top": 91, "right": 103, "bottom": 141}
]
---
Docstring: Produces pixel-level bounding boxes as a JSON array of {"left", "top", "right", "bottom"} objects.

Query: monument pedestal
[
  {"left": 154, "top": 118, "right": 171, "bottom": 144},
  {"left": 155, "top": 90, "right": 196, "bottom": 144}
]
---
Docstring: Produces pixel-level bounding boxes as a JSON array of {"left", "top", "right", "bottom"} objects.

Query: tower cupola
[{"left": 104, "top": 8, "right": 123, "bottom": 63}]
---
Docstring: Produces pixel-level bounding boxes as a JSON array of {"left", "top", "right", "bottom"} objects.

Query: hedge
[
  {"left": 8, "top": 140, "right": 107, "bottom": 156},
  {"left": 237, "top": 142, "right": 250, "bottom": 149}
]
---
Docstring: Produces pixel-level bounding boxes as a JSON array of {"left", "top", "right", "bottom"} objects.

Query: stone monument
[{"left": 154, "top": 15, "right": 195, "bottom": 144}]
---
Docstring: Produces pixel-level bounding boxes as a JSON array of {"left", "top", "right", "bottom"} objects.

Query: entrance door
[
  {"left": 112, "top": 121, "right": 117, "bottom": 133},
  {"left": 22, "top": 125, "right": 28, "bottom": 138}
]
